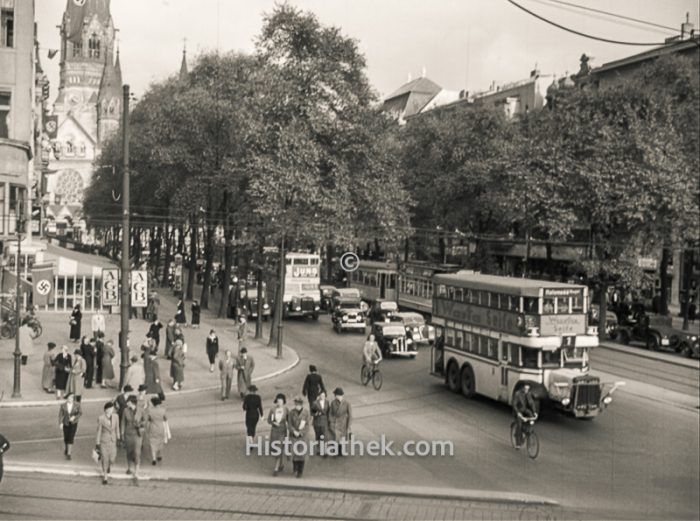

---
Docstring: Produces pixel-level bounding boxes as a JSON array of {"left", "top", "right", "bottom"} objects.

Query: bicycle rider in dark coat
[{"left": 512, "top": 383, "right": 537, "bottom": 448}]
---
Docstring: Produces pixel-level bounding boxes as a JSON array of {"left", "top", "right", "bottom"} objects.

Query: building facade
[{"left": 47, "top": 0, "right": 121, "bottom": 214}]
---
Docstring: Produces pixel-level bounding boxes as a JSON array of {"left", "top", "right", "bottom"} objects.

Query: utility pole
[
  {"left": 276, "top": 233, "right": 286, "bottom": 359},
  {"left": 12, "top": 216, "right": 25, "bottom": 398},
  {"left": 119, "top": 84, "right": 131, "bottom": 389}
]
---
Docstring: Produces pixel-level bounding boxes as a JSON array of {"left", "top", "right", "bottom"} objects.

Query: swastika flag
[{"left": 32, "top": 263, "right": 55, "bottom": 307}]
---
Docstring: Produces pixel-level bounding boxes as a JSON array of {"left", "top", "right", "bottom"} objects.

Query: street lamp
[{"left": 12, "top": 216, "right": 25, "bottom": 398}]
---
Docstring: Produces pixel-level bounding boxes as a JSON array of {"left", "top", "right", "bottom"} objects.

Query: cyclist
[
  {"left": 512, "top": 383, "right": 537, "bottom": 449},
  {"left": 362, "top": 334, "right": 382, "bottom": 375}
]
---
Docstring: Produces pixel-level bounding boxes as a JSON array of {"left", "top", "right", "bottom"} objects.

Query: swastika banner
[{"left": 32, "top": 263, "right": 55, "bottom": 307}]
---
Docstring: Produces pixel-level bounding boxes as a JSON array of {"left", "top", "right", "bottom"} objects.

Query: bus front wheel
[
  {"left": 460, "top": 365, "right": 475, "bottom": 398},
  {"left": 446, "top": 362, "right": 460, "bottom": 393}
]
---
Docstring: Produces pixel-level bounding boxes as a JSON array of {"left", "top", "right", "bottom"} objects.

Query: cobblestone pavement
[{"left": 0, "top": 473, "right": 563, "bottom": 521}]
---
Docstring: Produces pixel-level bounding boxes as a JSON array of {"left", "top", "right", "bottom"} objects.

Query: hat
[
  {"left": 123, "top": 385, "right": 133, "bottom": 393},
  {"left": 240, "top": 347, "right": 247, "bottom": 354},
  {"left": 127, "top": 395, "right": 138, "bottom": 404},
  {"left": 333, "top": 387, "right": 344, "bottom": 396},
  {"left": 274, "top": 393, "right": 286, "bottom": 404},
  {"left": 294, "top": 395, "right": 304, "bottom": 404},
  {"left": 104, "top": 401, "right": 114, "bottom": 411},
  {"left": 309, "top": 364, "right": 317, "bottom": 372},
  {"left": 48, "top": 342, "right": 56, "bottom": 349},
  {"left": 248, "top": 385, "right": 257, "bottom": 393}
]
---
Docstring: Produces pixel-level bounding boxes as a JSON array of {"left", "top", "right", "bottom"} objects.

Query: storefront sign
[
  {"left": 131, "top": 270, "right": 148, "bottom": 307},
  {"left": 102, "top": 268, "right": 119, "bottom": 306}
]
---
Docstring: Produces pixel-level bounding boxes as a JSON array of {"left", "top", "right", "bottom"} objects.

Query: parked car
[
  {"left": 331, "top": 298, "right": 367, "bottom": 334},
  {"left": 320, "top": 285, "right": 336, "bottom": 313},
  {"left": 368, "top": 299, "right": 398, "bottom": 325},
  {"left": 669, "top": 329, "right": 700, "bottom": 358},
  {"left": 331, "top": 288, "right": 367, "bottom": 311},
  {"left": 371, "top": 322, "right": 417, "bottom": 358},
  {"left": 616, "top": 314, "right": 676, "bottom": 351},
  {"left": 239, "top": 286, "right": 271, "bottom": 321},
  {"left": 590, "top": 304, "right": 619, "bottom": 340},
  {"left": 390, "top": 312, "right": 435, "bottom": 346}
]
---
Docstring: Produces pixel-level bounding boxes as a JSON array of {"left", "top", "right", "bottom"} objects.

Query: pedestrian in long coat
[
  {"left": 95, "top": 336, "right": 104, "bottom": 385},
  {"left": 69, "top": 305, "right": 82, "bottom": 342},
  {"left": 328, "top": 387, "right": 352, "bottom": 456},
  {"left": 95, "top": 401, "right": 120, "bottom": 484},
  {"left": 191, "top": 300, "right": 201, "bottom": 328},
  {"left": 267, "top": 393, "right": 289, "bottom": 476},
  {"left": 242, "top": 385, "right": 263, "bottom": 438},
  {"left": 175, "top": 299, "right": 187, "bottom": 325},
  {"left": 81, "top": 337, "right": 96, "bottom": 389},
  {"left": 302, "top": 365, "right": 326, "bottom": 408},
  {"left": 124, "top": 355, "right": 145, "bottom": 391},
  {"left": 114, "top": 385, "right": 133, "bottom": 429},
  {"left": 237, "top": 317, "right": 247, "bottom": 343},
  {"left": 121, "top": 395, "right": 145, "bottom": 479},
  {"left": 144, "top": 352, "right": 164, "bottom": 399},
  {"left": 311, "top": 391, "right": 330, "bottom": 454},
  {"left": 219, "top": 350, "right": 235, "bottom": 400},
  {"left": 101, "top": 340, "right": 116, "bottom": 388},
  {"left": 206, "top": 330, "right": 219, "bottom": 372},
  {"left": 19, "top": 323, "right": 34, "bottom": 364},
  {"left": 66, "top": 349, "right": 86, "bottom": 397},
  {"left": 42, "top": 342, "right": 57, "bottom": 393},
  {"left": 236, "top": 348, "right": 255, "bottom": 398},
  {"left": 146, "top": 396, "right": 168, "bottom": 465},
  {"left": 146, "top": 292, "right": 160, "bottom": 322},
  {"left": 54, "top": 346, "right": 72, "bottom": 398},
  {"left": 58, "top": 393, "right": 82, "bottom": 459},
  {"left": 147, "top": 319, "right": 163, "bottom": 351},
  {"left": 289, "top": 396, "right": 311, "bottom": 478},
  {"left": 165, "top": 319, "right": 176, "bottom": 360},
  {"left": 170, "top": 341, "right": 186, "bottom": 390}
]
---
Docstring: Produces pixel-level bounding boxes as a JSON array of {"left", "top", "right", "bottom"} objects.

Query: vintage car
[
  {"left": 239, "top": 286, "right": 271, "bottom": 321},
  {"left": 391, "top": 312, "right": 435, "bottom": 346},
  {"left": 372, "top": 322, "right": 417, "bottom": 358},
  {"left": 331, "top": 288, "right": 368, "bottom": 311},
  {"left": 320, "top": 285, "right": 336, "bottom": 313},
  {"left": 589, "top": 304, "right": 619, "bottom": 340},
  {"left": 368, "top": 299, "right": 398, "bottom": 325},
  {"left": 331, "top": 298, "right": 367, "bottom": 334},
  {"left": 616, "top": 314, "right": 678, "bottom": 351},
  {"left": 669, "top": 329, "right": 700, "bottom": 358}
]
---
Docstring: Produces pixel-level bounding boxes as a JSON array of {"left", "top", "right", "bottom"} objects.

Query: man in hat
[
  {"left": 328, "top": 388, "right": 352, "bottom": 457},
  {"left": 311, "top": 390, "right": 330, "bottom": 456},
  {"left": 289, "top": 396, "right": 310, "bottom": 477},
  {"left": 236, "top": 347, "right": 255, "bottom": 398},
  {"left": 302, "top": 365, "right": 326, "bottom": 408}
]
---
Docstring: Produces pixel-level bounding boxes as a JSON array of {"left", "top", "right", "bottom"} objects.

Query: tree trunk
[
  {"left": 659, "top": 245, "right": 671, "bottom": 316},
  {"left": 162, "top": 223, "right": 172, "bottom": 287},
  {"left": 404, "top": 237, "right": 409, "bottom": 262},
  {"left": 256, "top": 247, "right": 264, "bottom": 340},
  {"left": 524, "top": 228, "right": 531, "bottom": 278},
  {"left": 200, "top": 208, "right": 215, "bottom": 310},
  {"left": 186, "top": 219, "right": 197, "bottom": 301},
  {"left": 326, "top": 241, "right": 333, "bottom": 283},
  {"left": 269, "top": 235, "right": 286, "bottom": 354},
  {"left": 598, "top": 281, "right": 608, "bottom": 343},
  {"left": 218, "top": 211, "right": 233, "bottom": 318},
  {"left": 177, "top": 225, "right": 184, "bottom": 255},
  {"left": 682, "top": 248, "right": 691, "bottom": 331}
]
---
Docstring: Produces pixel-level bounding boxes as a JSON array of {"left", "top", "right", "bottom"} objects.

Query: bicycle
[
  {"left": 361, "top": 360, "right": 382, "bottom": 390},
  {"left": 510, "top": 413, "right": 539, "bottom": 459}
]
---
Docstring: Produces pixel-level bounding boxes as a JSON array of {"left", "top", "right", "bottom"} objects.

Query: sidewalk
[{"left": 0, "top": 285, "right": 298, "bottom": 407}]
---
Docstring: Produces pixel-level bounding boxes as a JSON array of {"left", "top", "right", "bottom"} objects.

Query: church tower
[{"left": 49, "top": 0, "right": 121, "bottom": 206}]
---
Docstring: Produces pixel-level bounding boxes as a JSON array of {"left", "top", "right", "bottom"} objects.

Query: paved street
[{"left": 3, "top": 311, "right": 698, "bottom": 520}]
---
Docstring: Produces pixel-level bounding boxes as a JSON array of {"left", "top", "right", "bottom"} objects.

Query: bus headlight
[
  {"left": 263, "top": 304, "right": 269, "bottom": 309},
  {"left": 295, "top": 306, "right": 301, "bottom": 311},
  {"left": 603, "top": 396, "right": 612, "bottom": 405},
  {"left": 342, "top": 316, "right": 348, "bottom": 322},
  {"left": 315, "top": 306, "right": 319, "bottom": 311},
  {"left": 406, "top": 338, "right": 413, "bottom": 345},
  {"left": 561, "top": 397, "right": 571, "bottom": 406}
]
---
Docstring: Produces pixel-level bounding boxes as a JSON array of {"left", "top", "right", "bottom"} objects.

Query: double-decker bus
[
  {"left": 347, "top": 260, "right": 398, "bottom": 303},
  {"left": 398, "top": 261, "right": 463, "bottom": 315},
  {"left": 283, "top": 252, "right": 321, "bottom": 319},
  {"left": 429, "top": 273, "right": 623, "bottom": 418}
]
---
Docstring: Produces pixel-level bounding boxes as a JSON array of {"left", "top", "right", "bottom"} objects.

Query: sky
[{"left": 35, "top": 0, "right": 700, "bottom": 102}]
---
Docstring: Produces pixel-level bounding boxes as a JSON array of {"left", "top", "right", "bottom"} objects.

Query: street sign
[
  {"left": 131, "top": 270, "right": 148, "bottom": 307},
  {"left": 638, "top": 257, "right": 658, "bottom": 270},
  {"left": 102, "top": 268, "right": 119, "bottom": 306}
]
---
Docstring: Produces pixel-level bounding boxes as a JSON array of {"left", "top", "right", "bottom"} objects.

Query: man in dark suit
[
  {"left": 0, "top": 433, "right": 9, "bottom": 483},
  {"left": 301, "top": 365, "right": 326, "bottom": 408},
  {"left": 311, "top": 391, "right": 330, "bottom": 456}
]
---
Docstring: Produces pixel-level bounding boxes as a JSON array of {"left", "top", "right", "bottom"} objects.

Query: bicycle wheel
[
  {"left": 0, "top": 324, "right": 13, "bottom": 339},
  {"left": 32, "top": 324, "right": 43, "bottom": 339},
  {"left": 527, "top": 431, "right": 540, "bottom": 459},
  {"left": 372, "top": 369, "right": 383, "bottom": 390},
  {"left": 510, "top": 422, "right": 519, "bottom": 449},
  {"left": 361, "top": 365, "right": 370, "bottom": 386}
]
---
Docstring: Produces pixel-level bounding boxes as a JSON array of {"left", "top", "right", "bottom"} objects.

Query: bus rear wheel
[
  {"left": 460, "top": 365, "right": 475, "bottom": 398},
  {"left": 446, "top": 362, "right": 460, "bottom": 393}
]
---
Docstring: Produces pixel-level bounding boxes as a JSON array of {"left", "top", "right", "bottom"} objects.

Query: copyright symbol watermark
[{"left": 340, "top": 252, "right": 360, "bottom": 272}]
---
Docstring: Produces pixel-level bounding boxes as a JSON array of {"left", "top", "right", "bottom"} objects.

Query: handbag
[{"left": 91, "top": 446, "right": 101, "bottom": 464}]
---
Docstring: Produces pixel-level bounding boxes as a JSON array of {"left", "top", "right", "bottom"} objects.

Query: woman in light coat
[
  {"left": 170, "top": 340, "right": 186, "bottom": 391},
  {"left": 95, "top": 401, "right": 120, "bottom": 484},
  {"left": 146, "top": 396, "right": 168, "bottom": 465},
  {"left": 19, "top": 323, "right": 34, "bottom": 364},
  {"left": 66, "top": 349, "right": 86, "bottom": 397},
  {"left": 101, "top": 340, "right": 116, "bottom": 388},
  {"left": 41, "top": 342, "right": 57, "bottom": 393}
]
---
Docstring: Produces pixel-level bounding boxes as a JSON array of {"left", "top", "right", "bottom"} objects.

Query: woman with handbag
[
  {"left": 69, "top": 304, "right": 82, "bottom": 342},
  {"left": 95, "top": 401, "right": 119, "bottom": 485},
  {"left": 146, "top": 396, "right": 169, "bottom": 465},
  {"left": 170, "top": 340, "right": 186, "bottom": 391},
  {"left": 58, "top": 393, "right": 82, "bottom": 460}
]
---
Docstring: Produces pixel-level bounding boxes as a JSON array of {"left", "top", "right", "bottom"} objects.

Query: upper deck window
[
  {"left": 524, "top": 297, "right": 538, "bottom": 313},
  {"left": 543, "top": 298, "right": 555, "bottom": 314}
]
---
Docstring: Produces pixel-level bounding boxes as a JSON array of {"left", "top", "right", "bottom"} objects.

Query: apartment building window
[
  {"left": 0, "top": 91, "right": 10, "bottom": 139},
  {"left": 1, "top": 7, "right": 13, "bottom": 48}
]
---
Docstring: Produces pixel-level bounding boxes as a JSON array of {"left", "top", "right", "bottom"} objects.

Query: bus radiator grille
[{"left": 574, "top": 383, "right": 601, "bottom": 409}]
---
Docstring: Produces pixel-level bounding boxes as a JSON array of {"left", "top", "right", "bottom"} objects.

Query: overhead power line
[
  {"left": 507, "top": 0, "right": 682, "bottom": 46},
  {"left": 539, "top": 0, "right": 679, "bottom": 33}
]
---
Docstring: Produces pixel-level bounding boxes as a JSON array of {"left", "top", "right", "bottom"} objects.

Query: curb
[
  {"left": 0, "top": 343, "right": 300, "bottom": 409},
  {"left": 4, "top": 463, "right": 559, "bottom": 507},
  {"left": 597, "top": 341, "right": 700, "bottom": 370}
]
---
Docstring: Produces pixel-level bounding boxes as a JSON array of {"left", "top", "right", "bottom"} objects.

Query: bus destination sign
[{"left": 434, "top": 299, "right": 521, "bottom": 335}]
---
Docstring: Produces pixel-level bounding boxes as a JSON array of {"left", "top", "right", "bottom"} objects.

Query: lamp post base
[{"left": 12, "top": 351, "right": 22, "bottom": 398}]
